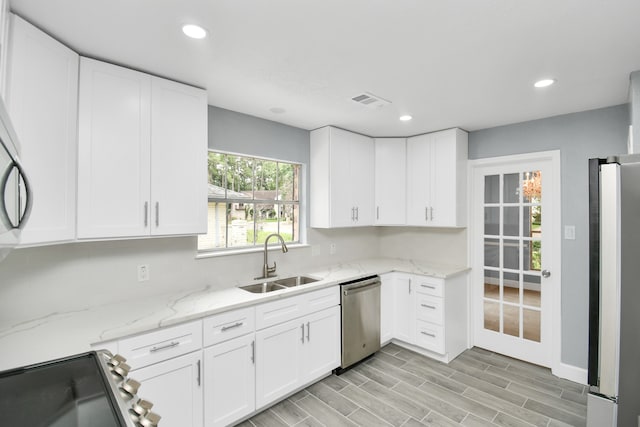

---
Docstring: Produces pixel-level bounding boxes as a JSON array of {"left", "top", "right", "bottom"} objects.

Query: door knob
[{"left": 542, "top": 270, "right": 551, "bottom": 278}]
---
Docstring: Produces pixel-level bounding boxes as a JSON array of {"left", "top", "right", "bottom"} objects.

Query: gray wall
[
  {"left": 469, "top": 104, "right": 630, "bottom": 369},
  {"left": 208, "top": 106, "right": 309, "bottom": 163},
  {"left": 630, "top": 71, "right": 640, "bottom": 153}
]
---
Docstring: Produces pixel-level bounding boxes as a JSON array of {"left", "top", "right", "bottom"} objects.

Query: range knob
[
  {"left": 138, "top": 411, "right": 161, "bottom": 427},
  {"left": 129, "top": 398, "right": 154, "bottom": 422},
  {"left": 110, "top": 362, "right": 131, "bottom": 380},
  {"left": 118, "top": 378, "right": 141, "bottom": 400},
  {"left": 108, "top": 354, "right": 127, "bottom": 367}
]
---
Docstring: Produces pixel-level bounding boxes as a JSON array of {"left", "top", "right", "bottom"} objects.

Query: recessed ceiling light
[
  {"left": 534, "top": 79, "right": 556, "bottom": 88},
  {"left": 182, "top": 24, "right": 207, "bottom": 39},
  {"left": 399, "top": 115, "right": 412, "bottom": 122}
]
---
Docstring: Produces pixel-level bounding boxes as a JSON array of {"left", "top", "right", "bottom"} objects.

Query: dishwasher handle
[{"left": 342, "top": 278, "right": 381, "bottom": 296}]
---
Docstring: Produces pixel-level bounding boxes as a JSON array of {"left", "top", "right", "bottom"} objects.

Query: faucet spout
[{"left": 258, "top": 233, "right": 288, "bottom": 279}]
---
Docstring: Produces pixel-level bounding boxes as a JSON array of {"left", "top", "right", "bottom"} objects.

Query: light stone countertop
[{"left": 0, "top": 257, "right": 468, "bottom": 371}]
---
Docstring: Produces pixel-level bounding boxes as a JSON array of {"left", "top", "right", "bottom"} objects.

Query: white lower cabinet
[
  {"left": 388, "top": 272, "right": 468, "bottom": 363},
  {"left": 204, "top": 333, "right": 255, "bottom": 427},
  {"left": 132, "top": 351, "right": 204, "bottom": 427},
  {"left": 380, "top": 273, "right": 395, "bottom": 344},
  {"left": 255, "top": 305, "right": 340, "bottom": 410},
  {"left": 255, "top": 317, "right": 304, "bottom": 409}
]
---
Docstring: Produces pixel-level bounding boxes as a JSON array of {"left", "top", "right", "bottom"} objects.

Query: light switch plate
[{"left": 564, "top": 225, "right": 576, "bottom": 240}]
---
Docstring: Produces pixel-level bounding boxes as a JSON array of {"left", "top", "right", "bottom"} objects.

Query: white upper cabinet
[
  {"left": 151, "top": 77, "right": 207, "bottom": 235},
  {"left": 374, "top": 138, "right": 406, "bottom": 225},
  {"left": 78, "top": 57, "right": 207, "bottom": 239},
  {"left": 406, "top": 128, "right": 468, "bottom": 227},
  {"left": 7, "top": 15, "right": 79, "bottom": 245},
  {"left": 310, "top": 126, "right": 374, "bottom": 228}
]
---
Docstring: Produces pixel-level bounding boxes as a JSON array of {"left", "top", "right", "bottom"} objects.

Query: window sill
[{"left": 195, "top": 243, "right": 310, "bottom": 259}]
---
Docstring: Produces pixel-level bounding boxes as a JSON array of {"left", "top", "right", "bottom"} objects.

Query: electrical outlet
[
  {"left": 138, "top": 264, "right": 150, "bottom": 282},
  {"left": 329, "top": 243, "right": 337, "bottom": 255}
]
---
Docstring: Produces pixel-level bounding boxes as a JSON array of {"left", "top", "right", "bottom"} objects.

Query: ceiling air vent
[{"left": 351, "top": 92, "right": 391, "bottom": 108}]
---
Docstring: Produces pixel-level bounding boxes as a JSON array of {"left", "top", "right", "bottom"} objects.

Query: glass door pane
[{"left": 482, "top": 171, "right": 542, "bottom": 342}]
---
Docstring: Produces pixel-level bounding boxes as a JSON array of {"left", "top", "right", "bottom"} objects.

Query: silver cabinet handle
[
  {"left": 409, "top": 280, "right": 411, "bottom": 294},
  {"left": 376, "top": 206, "right": 379, "bottom": 220},
  {"left": 301, "top": 324, "right": 305, "bottom": 343},
  {"left": 149, "top": 341, "right": 179, "bottom": 353},
  {"left": 351, "top": 207, "right": 355, "bottom": 221},
  {"left": 425, "top": 207, "right": 428, "bottom": 221},
  {"left": 356, "top": 207, "right": 359, "bottom": 221},
  {"left": 144, "top": 202, "right": 149, "bottom": 227},
  {"left": 542, "top": 270, "right": 551, "bottom": 278},
  {"left": 155, "top": 202, "right": 159, "bottom": 227},
  {"left": 306, "top": 322, "right": 310, "bottom": 341},
  {"left": 421, "top": 304, "right": 436, "bottom": 309},
  {"left": 196, "top": 359, "right": 201, "bottom": 386},
  {"left": 421, "top": 284, "right": 436, "bottom": 290},
  {"left": 421, "top": 331, "right": 436, "bottom": 338},
  {"left": 251, "top": 340, "right": 255, "bottom": 364},
  {"left": 221, "top": 322, "right": 243, "bottom": 332},
  {"left": 430, "top": 207, "right": 433, "bottom": 221}
]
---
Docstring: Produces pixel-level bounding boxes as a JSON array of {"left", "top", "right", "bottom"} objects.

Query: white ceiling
[{"left": 11, "top": 0, "right": 640, "bottom": 136}]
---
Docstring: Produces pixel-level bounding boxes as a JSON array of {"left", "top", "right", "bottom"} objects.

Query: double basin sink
[{"left": 239, "top": 276, "right": 319, "bottom": 294}]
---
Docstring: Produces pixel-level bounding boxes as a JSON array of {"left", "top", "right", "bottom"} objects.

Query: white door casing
[{"left": 468, "top": 151, "right": 561, "bottom": 370}]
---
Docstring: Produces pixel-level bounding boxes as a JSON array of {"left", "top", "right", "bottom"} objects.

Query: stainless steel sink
[
  {"left": 273, "top": 276, "right": 319, "bottom": 287},
  {"left": 239, "top": 282, "right": 288, "bottom": 293}
]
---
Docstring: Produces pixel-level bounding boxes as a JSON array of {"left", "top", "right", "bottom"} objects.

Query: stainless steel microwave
[{"left": 0, "top": 96, "right": 31, "bottom": 261}]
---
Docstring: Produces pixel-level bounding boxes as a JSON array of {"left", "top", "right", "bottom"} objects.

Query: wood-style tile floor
[{"left": 237, "top": 344, "right": 587, "bottom": 427}]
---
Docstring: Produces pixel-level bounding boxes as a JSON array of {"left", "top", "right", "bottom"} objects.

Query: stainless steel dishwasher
[{"left": 339, "top": 275, "right": 381, "bottom": 371}]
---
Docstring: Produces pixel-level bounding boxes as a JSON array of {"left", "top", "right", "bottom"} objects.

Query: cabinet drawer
[
  {"left": 415, "top": 294, "right": 444, "bottom": 325},
  {"left": 413, "top": 276, "right": 444, "bottom": 297},
  {"left": 203, "top": 307, "right": 255, "bottom": 347},
  {"left": 255, "top": 286, "right": 339, "bottom": 330},
  {"left": 415, "top": 321, "right": 444, "bottom": 354},
  {"left": 119, "top": 320, "right": 202, "bottom": 369}
]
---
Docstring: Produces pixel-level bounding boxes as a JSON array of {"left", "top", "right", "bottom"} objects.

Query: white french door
[{"left": 470, "top": 151, "right": 560, "bottom": 367}]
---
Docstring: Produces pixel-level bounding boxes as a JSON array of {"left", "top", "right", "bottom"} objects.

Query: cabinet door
[
  {"left": 380, "top": 274, "right": 395, "bottom": 344},
  {"left": 77, "top": 58, "right": 151, "bottom": 238},
  {"left": 132, "top": 351, "right": 203, "bottom": 427},
  {"left": 151, "top": 77, "right": 207, "bottom": 236},
  {"left": 7, "top": 15, "right": 78, "bottom": 245},
  {"left": 393, "top": 274, "right": 415, "bottom": 343},
  {"left": 430, "top": 129, "right": 467, "bottom": 227},
  {"left": 406, "top": 134, "right": 432, "bottom": 225},
  {"left": 327, "top": 127, "right": 354, "bottom": 227},
  {"left": 204, "top": 334, "right": 255, "bottom": 427},
  {"left": 302, "top": 306, "right": 340, "bottom": 383},
  {"left": 255, "top": 318, "right": 303, "bottom": 409},
  {"left": 374, "top": 138, "right": 406, "bottom": 225},
  {"left": 350, "top": 132, "right": 375, "bottom": 226}
]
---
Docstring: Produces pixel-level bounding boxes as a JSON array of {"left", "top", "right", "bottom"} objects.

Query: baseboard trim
[{"left": 553, "top": 362, "right": 588, "bottom": 384}]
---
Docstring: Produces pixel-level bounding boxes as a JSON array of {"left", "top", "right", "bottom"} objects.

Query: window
[{"left": 198, "top": 151, "right": 301, "bottom": 252}]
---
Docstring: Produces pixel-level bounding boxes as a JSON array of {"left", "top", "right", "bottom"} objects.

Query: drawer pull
[
  {"left": 196, "top": 359, "right": 201, "bottom": 386},
  {"left": 421, "top": 304, "right": 436, "bottom": 310},
  {"left": 149, "top": 341, "right": 179, "bottom": 353},
  {"left": 221, "top": 322, "right": 243, "bottom": 332},
  {"left": 421, "top": 331, "right": 436, "bottom": 338},
  {"left": 421, "top": 284, "right": 436, "bottom": 290}
]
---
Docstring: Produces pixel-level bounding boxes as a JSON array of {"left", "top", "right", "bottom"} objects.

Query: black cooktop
[{"left": 0, "top": 352, "right": 126, "bottom": 427}]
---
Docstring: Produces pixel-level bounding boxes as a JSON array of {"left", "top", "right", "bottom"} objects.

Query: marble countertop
[{"left": 0, "top": 257, "right": 468, "bottom": 371}]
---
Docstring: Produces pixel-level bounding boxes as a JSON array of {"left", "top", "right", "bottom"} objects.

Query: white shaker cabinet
[
  {"left": 77, "top": 57, "right": 207, "bottom": 239},
  {"left": 7, "top": 15, "right": 79, "bottom": 245},
  {"left": 310, "top": 126, "right": 374, "bottom": 228},
  {"left": 392, "top": 273, "right": 415, "bottom": 343},
  {"left": 406, "top": 128, "right": 467, "bottom": 227},
  {"left": 389, "top": 272, "right": 468, "bottom": 363},
  {"left": 374, "top": 138, "right": 406, "bottom": 225},
  {"left": 204, "top": 333, "right": 256, "bottom": 427},
  {"left": 380, "top": 273, "right": 395, "bottom": 345},
  {"left": 301, "top": 305, "right": 340, "bottom": 383},
  {"left": 131, "top": 351, "right": 204, "bottom": 427}
]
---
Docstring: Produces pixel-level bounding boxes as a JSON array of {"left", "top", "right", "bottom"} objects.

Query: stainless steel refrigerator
[{"left": 587, "top": 155, "right": 640, "bottom": 427}]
